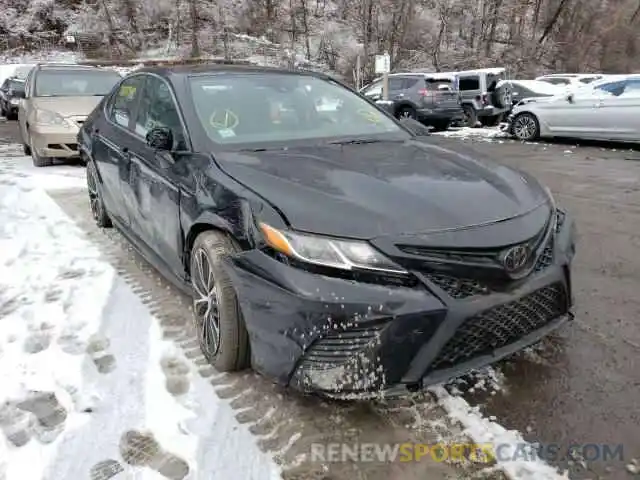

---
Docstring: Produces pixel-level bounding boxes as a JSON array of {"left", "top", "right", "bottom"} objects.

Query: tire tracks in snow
[{"left": 49, "top": 187, "right": 503, "bottom": 480}]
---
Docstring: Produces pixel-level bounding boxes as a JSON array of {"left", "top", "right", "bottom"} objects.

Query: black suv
[{"left": 360, "top": 73, "right": 463, "bottom": 131}]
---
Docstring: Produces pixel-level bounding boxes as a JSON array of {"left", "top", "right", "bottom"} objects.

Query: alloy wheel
[
  {"left": 192, "top": 248, "right": 221, "bottom": 358},
  {"left": 513, "top": 114, "right": 538, "bottom": 140},
  {"left": 87, "top": 165, "right": 102, "bottom": 222}
]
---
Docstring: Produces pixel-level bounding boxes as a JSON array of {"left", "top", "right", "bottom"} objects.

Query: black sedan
[
  {"left": 78, "top": 64, "right": 576, "bottom": 398},
  {"left": 0, "top": 77, "right": 25, "bottom": 120}
]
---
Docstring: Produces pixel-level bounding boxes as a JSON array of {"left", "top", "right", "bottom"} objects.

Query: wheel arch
[
  {"left": 393, "top": 101, "right": 416, "bottom": 116},
  {"left": 183, "top": 216, "right": 238, "bottom": 279}
]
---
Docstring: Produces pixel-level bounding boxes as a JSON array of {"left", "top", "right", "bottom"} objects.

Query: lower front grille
[
  {"left": 299, "top": 321, "right": 388, "bottom": 370},
  {"left": 429, "top": 283, "right": 567, "bottom": 370}
]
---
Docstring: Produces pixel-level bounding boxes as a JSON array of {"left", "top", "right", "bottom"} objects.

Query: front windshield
[
  {"left": 188, "top": 73, "right": 406, "bottom": 145},
  {"left": 35, "top": 69, "right": 122, "bottom": 97}
]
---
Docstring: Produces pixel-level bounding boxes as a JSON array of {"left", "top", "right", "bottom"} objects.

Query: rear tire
[
  {"left": 190, "top": 231, "right": 250, "bottom": 372},
  {"left": 396, "top": 105, "right": 417, "bottom": 120},
  {"left": 86, "top": 160, "right": 112, "bottom": 228},
  {"left": 480, "top": 114, "right": 502, "bottom": 127},
  {"left": 461, "top": 105, "right": 477, "bottom": 128},
  {"left": 431, "top": 120, "right": 450, "bottom": 132}
]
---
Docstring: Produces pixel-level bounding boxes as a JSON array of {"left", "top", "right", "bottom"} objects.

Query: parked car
[
  {"left": 0, "top": 63, "right": 35, "bottom": 85},
  {"left": 17, "top": 63, "right": 122, "bottom": 167},
  {"left": 78, "top": 64, "right": 576, "bottom": 398},
  {"left": 498, "top": 79, "right": 565, "bottom": 108},
  {"left": 360, "top": 72, "right": 463, "bottom": 131},
  {"left": 0, "top": 77, "right": 25, "bottom": 120},
  {"left": 435, "top": 68, "right": 513, "bottom": 127},
  {"left": 503, "top": 74, "right": 640, "bottom": 142},
  {"left": 535, "top": 73, "right": 605, "bottom": 89}
]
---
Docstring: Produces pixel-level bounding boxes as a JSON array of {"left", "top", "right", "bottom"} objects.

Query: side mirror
[
  {"left": 146, "top": 126, "right": 173, "bottom": 151},
  {"left": 399, "top": 117, "right": 431, "bottom": 136},
  {"left": 566, "top": 93, "right": 574, "bottom": 103}
]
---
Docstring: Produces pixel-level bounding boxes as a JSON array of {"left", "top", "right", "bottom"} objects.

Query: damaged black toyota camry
[{"left": 78, "top": 64, "right": 576, "bottom": 398}]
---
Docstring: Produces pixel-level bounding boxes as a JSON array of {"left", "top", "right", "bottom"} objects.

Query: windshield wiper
[{"left": 328, "top": 138, "right": 387, "bottom": 145}]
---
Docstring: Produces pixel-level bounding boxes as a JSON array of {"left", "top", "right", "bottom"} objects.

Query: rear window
[{"left": 35, "top": 69, "right": 122, "bottom": 97}]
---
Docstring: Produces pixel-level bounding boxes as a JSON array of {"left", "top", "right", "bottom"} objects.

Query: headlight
[
  {"left": 259, "top": 223, "right": 407, "bottom": 274},
  {"left": 35, "top": 109, "right": 69, "bottom": 127}
]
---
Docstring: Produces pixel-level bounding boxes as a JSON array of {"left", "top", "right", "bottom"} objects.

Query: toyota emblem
[{"left": 502, "top": 245, "right": 529, "bottom": 273}]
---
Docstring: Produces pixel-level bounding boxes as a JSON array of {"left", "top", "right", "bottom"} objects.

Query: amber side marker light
[{"left": 259, "top": 223, "right": 294, "bottom": 256}]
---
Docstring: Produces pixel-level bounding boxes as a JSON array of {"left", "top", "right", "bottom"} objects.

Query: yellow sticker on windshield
[
  {"left": 119, "top": 85, "right": 136, "bottom": 98},
  {"left": 209, "top": 109, "right": 239, "bottom": 130},
  {"left": 357, "top": 109, "right": 382, "bottom": 123}
]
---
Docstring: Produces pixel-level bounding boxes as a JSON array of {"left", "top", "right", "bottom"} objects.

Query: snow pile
[
  {"left": 0, "top": 153, "right": 281, "bottom": 480},
  {"left": 433, "top": 127, "right": 510, "bottom": 142},
  {"left": 430, "top": 384, "right": 569, "bottom": 480}
]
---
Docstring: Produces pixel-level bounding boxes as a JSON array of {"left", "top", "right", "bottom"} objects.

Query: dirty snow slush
[{"left": 47, "top": 187, "right": 495, "bottom": 480}]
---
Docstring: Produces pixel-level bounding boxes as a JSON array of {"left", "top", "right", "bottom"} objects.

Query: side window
[
  {"left": 388, "top": 77, "right": 404, "bottom": 90},
  {"left": 549, "top": 78, "right": 570, "bottom": 85},
  {"left": 108, "top": 76, "right": 143, "bottom": 129},
  {"left": 402, "top": 77, "right": 420, "bottom": 89},
  {"left": 595, "top": 81, "right": 625, "bottom": 96},
  {"left": 362, "top": 81, "right": 382, "bottom": 97},
  {"left": 458, "top": 76, "right": 480, "bottom": 91},
  {"left": 134, "top": 76, "right": 186, "bottom": 149},
  {"left": 620, "top": 80, "right": 640, "bottom": 97}
]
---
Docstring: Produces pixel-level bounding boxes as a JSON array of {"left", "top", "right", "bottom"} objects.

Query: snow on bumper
[{"left": 221, "top": 215, "right": 576, "bottom": 398}]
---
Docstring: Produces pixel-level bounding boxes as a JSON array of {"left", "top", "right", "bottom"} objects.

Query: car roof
[
  {"left": 133, "top": 63, "right": 328, "bottom": 79},
  {"left": 437, "top": 67, "right": 506, "bottom": 76}
]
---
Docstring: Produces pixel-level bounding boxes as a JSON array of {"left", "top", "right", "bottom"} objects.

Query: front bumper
[
  {"left": 30, "top": 126, "right": 81, "bottom": 158},
  {"left": 222, "top": 214, "right": 576, "bottom": 398}
]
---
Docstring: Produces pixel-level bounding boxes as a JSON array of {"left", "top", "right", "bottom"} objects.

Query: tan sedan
[{"left": 18, "top": 64, "right": 122, "bottom": 167}]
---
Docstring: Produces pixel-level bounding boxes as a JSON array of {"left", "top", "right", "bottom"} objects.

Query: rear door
[
  {"left": 593, "top": 79, "right": 640, "bottom": 141},
  {"left": 92, "top": 75, "right": 145, "bottom": 226},
  {"left": 125, "top": 74, "right": 185, "bottom": 275}
]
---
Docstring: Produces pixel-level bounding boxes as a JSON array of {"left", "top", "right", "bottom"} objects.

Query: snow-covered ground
[
  {"left": 0, "top": 147, "right": 281, "bottom": 480},
  {"left": 0, "top": 141, "right": 570, "bottom": 480}
]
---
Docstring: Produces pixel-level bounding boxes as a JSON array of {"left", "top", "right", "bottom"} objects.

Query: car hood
[
  {"left": 213, "top": 139, "right": 551, "bottom": 239},
  {"left": 31, "top": 96, "right": 103, "bottom": 117}
]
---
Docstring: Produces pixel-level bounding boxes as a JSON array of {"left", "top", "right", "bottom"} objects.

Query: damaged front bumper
[{"left": 221, "top": 215, "right": 576, "bottom": 399}]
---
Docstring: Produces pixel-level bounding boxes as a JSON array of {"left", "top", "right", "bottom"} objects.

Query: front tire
[
  {"left": 512, "top": 112, "right": 540, "bottom": 141},
  {"left": 32, "top": 150, "right": 53, "bottom": 167},
  {"left": 86, "top": 161, "right": 112, "bottom": 228},
  {"left": 190, "top": 231, "right": 249, "bottom": 372}
]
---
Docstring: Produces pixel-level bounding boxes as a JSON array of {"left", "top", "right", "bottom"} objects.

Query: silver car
[{"left": 503, "top": 74, "right": 640, "bottom": 142}]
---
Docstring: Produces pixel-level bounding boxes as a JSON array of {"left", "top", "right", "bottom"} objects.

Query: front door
[
  {"left": 91, "top": 75, "right": 145, "bottom": 227},
  {"left": 124, "top": 74, "right": 187, "bottom": 276}
]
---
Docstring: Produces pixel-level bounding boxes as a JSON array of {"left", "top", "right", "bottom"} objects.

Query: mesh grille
[
  {"left": 299, "top": 322, "right": 387, "bottom": 370},
  {"left": 429, "top": 283, "right": 567, "bottom": 370},
  {"left": 425, "top": 273, "right": 491, "bottom": 299}
]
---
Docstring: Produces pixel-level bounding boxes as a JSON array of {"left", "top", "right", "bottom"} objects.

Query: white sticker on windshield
[{"left": 218, "top": 128, "right": 236, "bottom": 138}]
